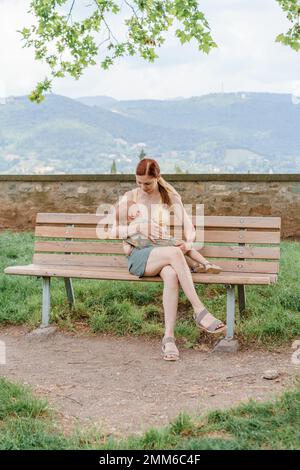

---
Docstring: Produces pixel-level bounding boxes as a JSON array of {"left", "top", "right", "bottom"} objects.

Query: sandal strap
[
  {"left": 162, "top": 336, "right": 176, "bottom": 345},
  {"left": 194, "top": 309, "right": 224, "bottom": 332},
  {"left": 193, "top": 308, "right": 209, "bottom": 323},
  {"left": 162, "top": 336, "right": 179, "bottom": 357},
  {"left": 206, "top": 319, "right": 223, "bottom": 332}
]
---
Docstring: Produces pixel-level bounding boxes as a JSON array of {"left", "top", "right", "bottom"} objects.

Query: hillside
[{"left": 0, "top": 92, "right": 299, "bottom": 174}]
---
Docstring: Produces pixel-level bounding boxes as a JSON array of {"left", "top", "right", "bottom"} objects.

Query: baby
[{"left": 124, "top": 202, "right": 222, "bottom": 274}]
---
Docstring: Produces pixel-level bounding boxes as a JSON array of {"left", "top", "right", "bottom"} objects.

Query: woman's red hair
[{"left": 135, "top": 158, "right": 180, "bottom": 206}]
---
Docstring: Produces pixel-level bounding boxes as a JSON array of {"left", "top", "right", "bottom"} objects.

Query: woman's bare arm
[{"left": 171, "top": 193, "right": 196, "bottom": 245}]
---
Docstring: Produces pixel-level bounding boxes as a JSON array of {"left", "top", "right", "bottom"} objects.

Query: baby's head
[
  {"left": 128, "top": 201, "right": 149, "bottom": 223},
  {"left": 128, "top": 213, "right": 148, "bottom": 226}
]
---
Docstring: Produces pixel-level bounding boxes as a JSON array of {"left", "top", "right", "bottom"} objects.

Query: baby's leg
[
  {"left": 185, "top": 248, "right": 222, "bottom": 273},
  {"left": 185, "top": 248, "right": 208, "bottom": 267},
  {"left": 184, "top": 254, "right": 195, "bottom": 269}
]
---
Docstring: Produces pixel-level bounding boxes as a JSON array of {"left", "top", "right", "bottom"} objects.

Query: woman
[{"left": 112, "top": 158, "right": 226, "bottom": 361}]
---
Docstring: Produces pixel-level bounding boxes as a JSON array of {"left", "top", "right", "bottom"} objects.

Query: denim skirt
[{"left": 127, "top": 246, "right": 156, "bottom": 278}]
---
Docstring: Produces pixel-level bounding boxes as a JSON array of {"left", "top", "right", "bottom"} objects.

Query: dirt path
[{"left": 0, "top": 326, "right": 299, "bottom": 438}]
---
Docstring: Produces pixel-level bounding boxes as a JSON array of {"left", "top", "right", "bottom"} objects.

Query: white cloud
[
  {"left": 0, "top": 0, "right": 299, "bottom": 100},
  {"left": 0, "top": 0, "right": 48, "bottom": 96}
]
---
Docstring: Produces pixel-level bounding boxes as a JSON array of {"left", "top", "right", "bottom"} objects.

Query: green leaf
[{"left": 23, "top": 0, "right": 217, "bottom": 102}]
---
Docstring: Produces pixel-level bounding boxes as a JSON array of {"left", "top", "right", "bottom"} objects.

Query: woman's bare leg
[
  {"left": 159, "top": 265, "right": 179, "bottom": 359},
  {"left": 159, "top": 265, "right": 179, "bottom": 338},
  {"left": 144, "top": 246, "right": 204, "bottom": 312},
  {"left": 143, "top": 246, "right": 224, "bottom": 330}
]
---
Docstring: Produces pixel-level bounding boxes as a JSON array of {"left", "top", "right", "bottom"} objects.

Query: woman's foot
[
  {"left": 161, "top": 336, "right": 180, "bottom": 361},
  {"left": 191, "top": 261, "right": 222, "bottom": 274},
  {"left": 193, "top": 308, "right": 226, "bottom": 334}
]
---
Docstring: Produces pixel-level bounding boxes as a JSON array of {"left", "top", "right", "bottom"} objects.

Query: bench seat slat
[
  {"left": 32, "top": 253, "right": 279, "bottom": 274},
  {"left": 4, "top": 264, "right": 277, "bottom": 285},
  {"left": 6, "top": 264, "right": 278, "bottom": 279}
]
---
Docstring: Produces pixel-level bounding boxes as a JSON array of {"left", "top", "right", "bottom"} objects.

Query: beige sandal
[
  {"left": 193, "top": 308, "right": 226, "bottom": 334},
  {"left": 191, "top": 261, "right": 222, "bottom": 274},
  {"left": 161, "top": 337, "right": 180, "bottom": 361}
]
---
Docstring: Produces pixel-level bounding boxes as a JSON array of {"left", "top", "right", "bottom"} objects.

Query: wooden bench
[{"left": 4, "top": 212, "right": 281, "bottom": 348}]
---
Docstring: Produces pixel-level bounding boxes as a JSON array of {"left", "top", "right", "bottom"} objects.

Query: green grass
[
  {"left": 1, "top": 230, "right": 300, "bottom": 348},
  {"left": 0, "top": 377, "right": 70, "bottom": 450},
  {"left": 0, "top": 377, "right": 299, "bottom": 450}
]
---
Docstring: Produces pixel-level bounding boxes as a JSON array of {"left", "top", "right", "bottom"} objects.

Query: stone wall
[{"left": 0, "top": 174, "right": 299, "bottom": 239}]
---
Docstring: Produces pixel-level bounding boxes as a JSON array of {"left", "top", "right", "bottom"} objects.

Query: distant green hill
[
  {"left": 76, "top": 95, "right": 117, "bottom": 107},
  {"left": 0, "top": 92, "right": 299, "bottom": 174}
]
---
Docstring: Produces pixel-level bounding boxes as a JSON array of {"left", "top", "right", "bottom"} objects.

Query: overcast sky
[{"left": 1, "top": 0, "right": 300, "bottom": 100}]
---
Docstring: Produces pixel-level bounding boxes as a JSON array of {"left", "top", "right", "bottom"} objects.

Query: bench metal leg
[
  {"left": 42, "top": 277, "right": 51, "bottom": 326},
  {"left": 226, "top": 284, "right": 235, "bottom": 339},
  {"left": 64, "top": 277, "right": 75, "bottom": 309},
  {"left": 237, "top": 285, "right": 246, "bottom": 315},
  {"left": 214, "top": 284, "right": 239, "bottom": 352}
]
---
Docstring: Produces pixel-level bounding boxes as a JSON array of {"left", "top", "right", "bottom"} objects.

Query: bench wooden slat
[
  {"left": 35, "top": 226, "right": 103, "bottom": 239},
  {"left": 32, "top": 253, "right": 279, "bottom": 273},
  {"left": 33, "top": 253, "right": 128, "bottom": 267},
  {"left": 36, "top": 213, "right": 189, "bottom": 227},
  {"left": 35, "top": 225, "right": 280, "bottom": 244},
  {"left": 34, "top": 241, "right": 280, "bottom": 259},
  {"left": 4, "top": 264, "right": 276, "bottom": 285},
  {"left": 36, "top": 213, "right": 108, "bottom": 224},
  {"left": 216, "top": 260, "right": 279, "bottom": 273},
  {"left": 204, "top": 230, "right": 280, "bottom": 244},
  {"left": 29, "top": 264, "right": 277, "bottom": 278},
  {"left": 204, "top": 216, "right": 281, "bottom": 229},
  {"left": 199, "top": 245, "right": 280, "bottom": 259},
  {"left": 36, "top": 213, "right": 281, "bottom": 230},
  {"left": 34, "top": 241, "right": 126, "bottom": 254}
]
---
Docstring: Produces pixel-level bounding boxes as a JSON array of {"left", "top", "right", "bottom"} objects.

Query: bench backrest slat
[
  {"left": 34, "top": 241, "right": 280, "bottom": 260},
  {"left": 34, "top": 241, "right": 126, "bottom": 254},
  {"left": 35, "top": 225, "right": 281, "bottom": 245},
  {"left": 36, "top": 213, "right": 281, "bottom": 229},
  {"left": 204, "top": 230, "right": 280, "bottom": 244}
]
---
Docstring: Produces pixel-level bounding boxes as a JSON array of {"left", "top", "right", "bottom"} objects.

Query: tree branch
[
  {"left": 124, "top": 0, "right": 139, "bottom": 20},
  {"left": 92, "top": 0, "right": 120, "bottom": 44},
  {"left": 67, "top": 0, "right": 76, "bottom": 23}
]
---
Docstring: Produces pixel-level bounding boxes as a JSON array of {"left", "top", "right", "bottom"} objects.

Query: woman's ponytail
[{"left": 157, "top": 176, "right": 181, "bottom": 206}]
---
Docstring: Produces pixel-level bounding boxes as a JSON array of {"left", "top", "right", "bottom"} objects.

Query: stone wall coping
[{"left": 1, "top": 174, "right": 300, "bottom": 182}]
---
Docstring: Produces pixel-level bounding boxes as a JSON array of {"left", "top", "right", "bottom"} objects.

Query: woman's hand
[{"left": 175, "top": 241, "right": 193, "bottom": 254}]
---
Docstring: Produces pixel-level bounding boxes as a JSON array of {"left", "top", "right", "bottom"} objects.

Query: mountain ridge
[{"left": 0, "top": 92, "right": 299, "bottom": 174}]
